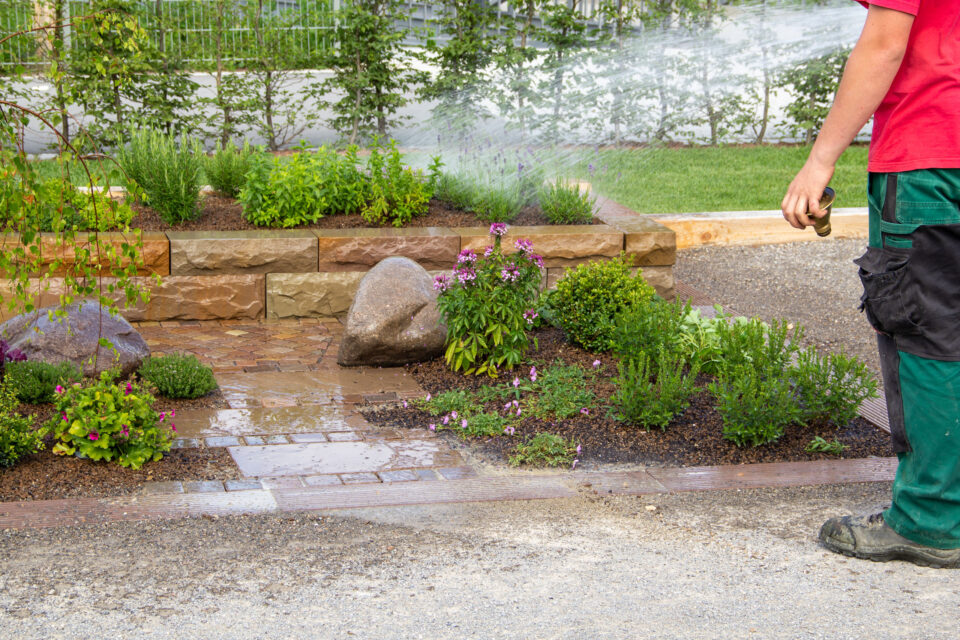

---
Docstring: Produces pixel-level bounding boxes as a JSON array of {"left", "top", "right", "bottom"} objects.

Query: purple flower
[
  {"left": 588, "top": 163, "right": 595, "bottom": 175},
  {"left": 512, "top": 378, "right": 520, "bottom": 388},
  {"left": 484, "top": 245, "right": 495, "bottom": 257},
  {"left": 513, "top": 238, "right": 533, "bottom": 253},
  {"left": 455, "top": 267, "right": 477, "bottom": 286},
  {"left": 500, "top": 266, "right": 520, "bottom": 282},
  {"left": 426, "top": 392, "right": 432, "bottom": 401},
  {"left": 512, "top": 400, "right": 519, "bottom": 408},
  {"left": 528, "top": 254, "right": 544, "bottom": 269},
  {"left": 572, "top": 459, "right": 579, "bottom": 470},
  {"left": 523, "top": 309, "right": 538, "bottom": 326},
  {"left": 530, "top": 366, "right": 537, "bottom": 382},
  {"left": 461, "top": 418, "right": 468, "bottom": 429},
  {"left": 457, "top": 249, "right": 478, "bottom": 264},
  {"left": 55, "top": 385, "right": 65, "bottom": 395},
  {"left": 451, "top": 411, "right": 458, "bottom": 419},
  {"left": 429, "top": 423, "right": 436, "bottom": 432},
  {"left": 516, "top": 407, "right": 522, "bottom": 417},
  {"left": 504, "top": 402, "right": 512, "bottom": 411},
  {"left": 592, "top": 359, "right": 602, "bottom": 368},
  {"left": 442, "top": 415, "right": 450, "bottom": 425},
  {"left": 580, "top": 408, "right": 590, "bottom": 415},
  {"left": 517, "top": 162, "right": 524, "bottom": 172},
  {"left": 402, "top": 400, "right": 408, "bottom": 408},
  {"left": 433, "top": 273, "right": 451, "bottom": 292},
  {"left": 504, "top": 426, "right": 515, "bottom": 436},
  {"left": 576, "top": 444, "right": 582, "bottom": 455},
  {"left": 489, "top": 223, "right": 508, "bottom": 237}
]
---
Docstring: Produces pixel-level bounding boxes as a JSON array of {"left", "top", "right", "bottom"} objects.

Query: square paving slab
[
  {"left": 228, "top": 439, "right": 450, "bottom": 477},
  {"left": 172, "top": 405, "right": 367, "bottom": 439}
]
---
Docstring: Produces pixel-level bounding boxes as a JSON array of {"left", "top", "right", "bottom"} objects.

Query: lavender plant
[{"left": 434, "top": 224, "right": 543, "bottom": 376}]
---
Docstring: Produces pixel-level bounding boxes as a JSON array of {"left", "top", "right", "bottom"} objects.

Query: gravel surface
[
  {"left": 675, "top": 238, "right": 879, "bottom": 374},
  {"left": 2, "top": 483, "right": 958, "bottom": 638}
]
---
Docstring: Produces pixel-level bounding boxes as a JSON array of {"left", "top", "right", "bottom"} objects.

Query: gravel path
[
  {"left": 2, "top": 484, "right": 958, "bottom": 638},
  {"left": 674, "top": 238, "right": 880, "bottom": 374}
]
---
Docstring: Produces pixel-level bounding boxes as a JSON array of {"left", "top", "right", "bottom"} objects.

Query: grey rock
[
  {"left": 338, "top": 257, "right": 447, "bottom": 366},
  {"left": 0, "top": 300, "right": 150, "bottom": 377}
]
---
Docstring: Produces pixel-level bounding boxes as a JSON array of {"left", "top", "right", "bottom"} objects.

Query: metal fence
[{"left": 1, "top": 0, "right": 609, "bottom": 69}]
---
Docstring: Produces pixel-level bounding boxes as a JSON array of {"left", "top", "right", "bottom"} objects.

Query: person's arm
[{"left": 781, "top": 4, "right": 915, "bottom": 229}]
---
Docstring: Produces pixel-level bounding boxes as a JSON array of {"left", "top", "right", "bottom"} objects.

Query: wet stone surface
[{"left": 215, "top": 368, "right": 421, "bottom": 408}]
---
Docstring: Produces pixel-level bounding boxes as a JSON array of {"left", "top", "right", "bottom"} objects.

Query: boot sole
[{"left": 821, "top": 539, "right": 960, "bottom": 569}]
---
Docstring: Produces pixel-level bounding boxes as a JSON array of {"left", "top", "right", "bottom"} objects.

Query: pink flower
[
  {"left": 576, "top": 444, "right": 582, "bottom": 455},
  {"left": 171, "top": 423, "right": 177, "bottom": 432},
  {"left": 428, "top": 423, "right": 436, "bottom": 432},
  {"left": 61, "top": 413, "right": 68, "bottom": 422},
  {"left": 580, "top": 408, "right": 590, "bottom": 415},
  {"left": 592, "top": 360, "right": 601, "bottom": 368},
  {"left": 455, "top": 267, "right": 477, "bottom": 286},
  {"left": 402, "top": 400, "right": 408, "bottom": 408},
  {"left": 516, "top": 407, "right": 522, "bottom": 417},
  {"left": 169, "top": 409, "right": 175, "bottom": 418},
  {"left": 442, "top": 415, "right": 450, "bottom": 425},
  {"left": 426, "top": 392, "right": 432, "bottom": 402},
  {"left": 159, "top": 412, "right": 166, "bottom": 422},
  {"left": 523, "top": 309, "right": 538, "bottom": 325},
  {"left": 530, "top": 366, "right": 537, "bottom": 382},
  {"left": 451, "top": 411, "right": 458, "bottom": 419},
  {"left": 512, "top": 400, "right": 519, "bottom": 408},
  {"left": 483, "top": 245, "right": 495, "bottom": 257},
  {"left": 500, "top": 266, "right": 520, "bottom": 282},
  {"left": 89, "top": 432, "right": 99, "bottom": 441},
  {"left": 461, "top": 418, "right": 468, "bottom": 429},
  {"left": 489, "top": 223, "right": 508, "bottom": 237},
  {"left": 512, "top": 377, "right": 520, "bottom": 388},
  {"left": 504, "top": 402, "right": 512, "bottom": 411},
  {"left": 513, "top": 238, "right": 533, "bottom": 253},
  {"left": 528, "top": 254, "right": 544, "bottom": 269},
  {"left": 503, "top": 426, "right": 515, "bottom": 436},
  {"left": 54, "top": 385, "right": 65, "bottom": 395},
  {"left": 433, "top": 274, "right": 451, "bottom": 292},
  {"left": 124, "top": 382, "right": 132, "bottom": 395},
  {"left": 457, "top": 249, "right": 478, "bottom": 264},
  {"left": 572, "top": 459, "right": 579, "bottom": 470}
]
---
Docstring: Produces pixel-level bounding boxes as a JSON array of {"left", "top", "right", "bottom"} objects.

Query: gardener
[{"left": 782, "top": 0, "right": 960, "bottom": 567}]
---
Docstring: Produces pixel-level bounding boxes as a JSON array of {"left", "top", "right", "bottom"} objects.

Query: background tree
[
  {"left": 535, "top": 0, "right": 591, "bottom": 144},
  {"left": 778, "top": 46, "right": 850, "bottom": 143},
  {"left": 316, "top": 0, "right": 425, "bottom": 145},
  {"left": 490, "top": 0, "right": 543, "bottom": 140}
]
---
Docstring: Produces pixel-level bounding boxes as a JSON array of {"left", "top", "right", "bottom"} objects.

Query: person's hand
[{"left": 781, "top": 155, "right": 835, "bottom": 230}]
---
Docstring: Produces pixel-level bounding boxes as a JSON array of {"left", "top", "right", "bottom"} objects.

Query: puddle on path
[
  {"left": 172, "top": 405, "right": 366, "bottom": 439},
  {"left": 215, "top": 369, "right": 421, "bottom": 408}
]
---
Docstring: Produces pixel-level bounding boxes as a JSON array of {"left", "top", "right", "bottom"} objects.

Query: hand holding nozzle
[{"left": 811, "top": 187, "right": 836, "bottom": 237}]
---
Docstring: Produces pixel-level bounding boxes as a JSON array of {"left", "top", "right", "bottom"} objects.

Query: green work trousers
[{"left": 858, "top": 169, "right": 960, "bottom": 549}]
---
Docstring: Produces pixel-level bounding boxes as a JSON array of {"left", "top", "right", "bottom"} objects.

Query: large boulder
[
  {"left": 0, "top": 300, "right": 150, "bottom": 378},
  {"left": 338, "top": 257, "right": 447, "bottom": 366}
]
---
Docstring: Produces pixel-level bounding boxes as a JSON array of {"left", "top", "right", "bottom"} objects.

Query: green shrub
[
  {"left": 713, "top": 317, "right": 800, "bottom": 379},
  {"left": 509, "top": 433, "right": 579, "bottom": 467},
  {"left": 417, "top": 389, "right": 481, "bottom": 417},
  {"left": 529, "top": 362, "right": 595, "bottom": 420},
  {"left": 434, "top": 172, "right": 480, "bottom": 211},
  {"left": 548, "top": 256, "right": 656, "bottom": 352},
  {"left": 456, "top": 412, "right": 510, "bottom": 438},
  {"left": 205, "top": 139, "right": 256, "bottom": 198},
  {"left": 435, "top": 225, "right": 543, "bottom": 376},
  {"left": 806, "top": 436, "right": 847, "bottom": 456},
  {"left": 613, "top": 298, "right": 690, "bottom": 363},
  {"left": 710, "top": 372, "right": 801, "bottom": 447},
  {"left": 138, "top": 353, "right": 217, "bottom": 399},
  {"left": 792, "top": 347, "right": 878, "bottom": 426},
  {"left": 48, "top": 371, "right": 173, "bottom": 468},
  {"left": 117, "top": 128, "right": 204, "bottom": 225},
  {"left": 537, "top": 179, "right": 595, "bottom": 224},
  {"left": 473, "top": 184, "right": 526, "bottom": 223},
  {"left": 363, "top": 140, "right": 439, "bottom": 227},
  {"left": 0, "top": 382, "right": 43, "bottom": 468},
  {"left": 5, "top": 360, "right": 83, "bottom": 404},
  {"left": 13, "top": 178, "right": 135, "bottom": 232},
  {"left": 611, "top": 350, "right": 699, "bottom": 430}
]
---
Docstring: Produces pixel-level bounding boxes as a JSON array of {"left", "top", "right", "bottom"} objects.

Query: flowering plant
[
  {"left": 47, "top": 371, "right": 173, "bottom": 469},
  {"left": 434, "top": 224, "right": 542, "bottom": 376}
]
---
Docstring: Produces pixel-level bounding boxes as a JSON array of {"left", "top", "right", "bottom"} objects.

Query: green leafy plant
[
  {"left": 792, "top": 347, "right": 878, "bottom": 426},
  {"left": 528, "top": 362, "right": 595, "bottom": 420},
  {"left": 435, "top": 225, "right": 543, "bottom": 376},
  {"left": 455, "top": 411, "right": 510, "bottom": 438},
  {"left": 548, "top": 255, "right": 656, "bottom": 352},
  {"left": 4, "top": 360, "right": 83, "bottom": 405},
  {"left": 362, "top": 139, "right": 439, "bottom": 227},
  {"left": 509, "top": 433, "right": 579, "bottom": 468},
  {"left": 117, "top": 127, "right": 204, "bottom": 225},
  {"left": 417, "top": 389, "right": 481, "bottom": 417},
  {"left": 712, "top": 317, "right": 801, "bottom": 380},
  {"left": 610, "top": 350, "right": 699, "bottom": 431},
  {"left": 537, "top": 179, "right": 596, "bottom": 224},
  {"left": 710, "top": 373, "right": 801, "bottom": 448},
  {"left": 205, "top": 139, "right": 257, "bottom": 198},
  {"left": 137, "top": 353, "right": 218, "bottom": 399},
  {"left": 613, "top": 298, "right": 691, "bottom": 364},
  {"left": 48, "top": 371, "right": 174, "bottom": 468},
  {"left": 806, "top": 436, "right": 847, "bottom": 456},
  {"left": 0, "top": 382, "right": 44, "bottom": 468}
]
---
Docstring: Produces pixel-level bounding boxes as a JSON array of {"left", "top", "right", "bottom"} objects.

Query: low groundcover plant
[{"left": 48, "top": 371, "right": 174, "bottom": 469}]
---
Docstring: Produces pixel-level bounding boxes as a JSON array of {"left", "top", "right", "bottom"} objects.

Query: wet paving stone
[
  {"left": 174, "top": 405, "right": 368, "bottom": 439},
  {"left": 260, "top": 477, "right": 305, "bottom": 489},
  {"left": 379, "top": 470, "right": 419, "bottom": 483},
  {"left": 289, "top": 433, "right": 328, "bottom": 443},
  {"left": 225, "top": 479, "right": 263, "bottom": 492},
  {"left": 340, "top": 472, "right": 380, "bottom": 484},
  {"left": 170, "top": 438, "right": 200, "bottom": 449},
  {"left": 437, "top": 466, "right": 479, "bottom": 480},
  {"left": 205, "top": 436, "right": 242, "bottom": 448},
  {"left": 215, "top": 368, "right": 421, "bottom": 409},
  {"left": 228, "top": 440, "right": 450, "bottom": 477},
  {"left": 326, "top": 431, "right": 362, "bottom": 442},
  {"left": 303, "top": 475, "right": 344, "bottom": 487},
  {"left": 139, "top": 481, "right": 184, "bottom": 495},
  {"left": 183, "top": 481, "right": 225, "bottom": 493}
]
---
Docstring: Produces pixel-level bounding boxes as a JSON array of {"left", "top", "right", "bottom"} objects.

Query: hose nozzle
[{"left": 812, "top": 187, "right": 836, "bottom": 237}]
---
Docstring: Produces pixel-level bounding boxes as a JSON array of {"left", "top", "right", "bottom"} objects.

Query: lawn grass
[{"left": 576, "top": 145, "right": 869, "bottom": 213}]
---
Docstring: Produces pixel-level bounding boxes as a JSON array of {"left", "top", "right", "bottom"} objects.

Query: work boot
[{"left": 819, "top": 512, "right": 960, "bottom": 568}]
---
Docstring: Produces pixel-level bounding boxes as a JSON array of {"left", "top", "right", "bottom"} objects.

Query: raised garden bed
[{"left": 363, "top": 326, "right": 893, "bottom": 469}]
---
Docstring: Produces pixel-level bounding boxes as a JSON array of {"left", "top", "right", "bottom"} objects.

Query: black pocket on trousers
[{"left": 854, "top": 245, "right": 921, "bottom": 335}]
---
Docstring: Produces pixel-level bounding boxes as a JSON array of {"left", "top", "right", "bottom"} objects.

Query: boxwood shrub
[{"left": 138, "top": 353, "right": 217, "bottom": 399}]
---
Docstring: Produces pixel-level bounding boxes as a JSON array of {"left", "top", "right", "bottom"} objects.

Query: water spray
[{"left": 812, "top": 187, "right": 836, "bottom": 237}]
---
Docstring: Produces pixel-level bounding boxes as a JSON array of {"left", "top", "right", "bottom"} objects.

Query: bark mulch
[
  {"left": 3, "top": 390, "right": 236, "bottom": 502},
  {"left": 131, "top": 196, "right": 599, "bottom": 232},
  {"left": 363, "top": 327, "right": 894, "bottom": 470}
]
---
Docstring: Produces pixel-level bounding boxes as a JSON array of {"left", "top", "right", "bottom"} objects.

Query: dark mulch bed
[
  {"left": 130, "top": 196, "right": 599, "bottom": 232},
  {"left": 364, "top": 327, "right": 894, "bottom": 469},
  {"left": 3, "top": 389, "right": 236, "bottom": 502}
]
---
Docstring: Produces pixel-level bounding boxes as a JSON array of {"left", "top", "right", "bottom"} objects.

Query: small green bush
[
  {"left": 138, "top": 353, "right": 217, "bottom": 399},
  {"left": 713, "top": 317, "right": 800, "bottom": 379},
  {"left": 205, "top": 139, "right": 256, "bottom": 198},
  {"left": 611, "top": 350, "right": 699, "bottom": 430},
  {"left": 49, "top": 371, "right": 173, "bottom": 468},
  {"left": 792, "top": 347, "right": 878, "bottom": 426},
  {"left": 363, "top": 140, "right": 439, "bottom": 227},
  {"left": 537, "top": 179, "right": 596, "bottom": 224},
  {"left": 549, "top": 256, "right": 657, "bottom": 352},
  {"left": 806, "top": 436, "right": 847, "bottom": 456},
  {"left": 417, "top": 389, "right": 481, "bottom": 417},
  {"left": 0, "top": 382, "right": 43, "bottom": 468},
  {"left": 613, "top": 298, "right": 690, "bottom": 363},
  {"left": 710, "top": 372, "right": 801, "bottom": 447},
  {"left": 456, "top": 412, "right": 510, "bottom": 438},
  {"left": 5, "top": 360, "right": 83, "bottom": 404},
  {"left": 509, "top": 433, "right": 579, "bottom": 467},
  {"left": 117, "top": 128, "right": 204, "bottom": 225}
]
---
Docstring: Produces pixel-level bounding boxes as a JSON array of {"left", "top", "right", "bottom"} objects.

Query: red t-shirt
[{"left": 858, "top": 0, "right": 960, "bottom": 172}]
